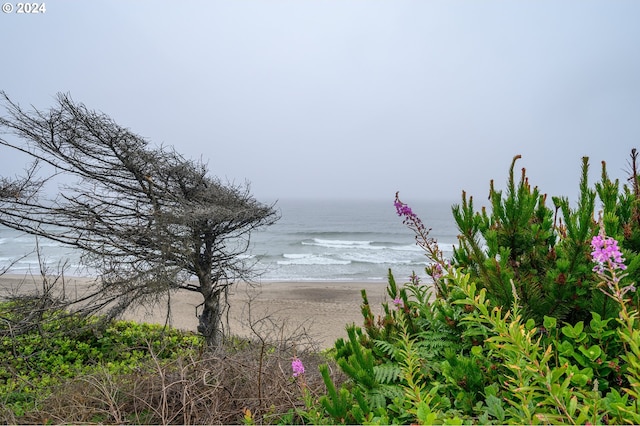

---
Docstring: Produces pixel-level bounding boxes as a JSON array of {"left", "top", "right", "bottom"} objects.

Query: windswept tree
[{"left": 0, "top": 92, "right": 278, "bottom": 347}]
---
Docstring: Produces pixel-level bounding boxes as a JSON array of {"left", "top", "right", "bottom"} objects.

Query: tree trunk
[
  {"left": 197, "top": 272, "right": 225, "bottom": 348},
  {"left": 198, "top": 288, "right": 224, "bottom": 347}
]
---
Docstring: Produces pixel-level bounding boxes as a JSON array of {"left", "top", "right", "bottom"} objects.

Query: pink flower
[
  {"left": 591, "top": 234, "right": 626, "bottom": 273},
  {"left": 392, "top": 296, "right": 404, "bottom": 309},
  {"left": 431, "top": 263, "right": 443, "bottom": 280},
  {"left": 394, "top": 192, "right": 426, "bottom": 233},
  {"left": 394, "top": 193, "right": 447, "bottom": 270},
  {"left": 291, "top": 357, "right": 305, "bottom": 377}
]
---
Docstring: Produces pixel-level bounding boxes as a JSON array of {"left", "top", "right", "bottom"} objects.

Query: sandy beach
[{"left": 0, "top": 274, "right": 390, "bottom": 349}]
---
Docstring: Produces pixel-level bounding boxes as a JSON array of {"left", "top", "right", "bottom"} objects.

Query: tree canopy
[{"left": 0, "top": 92, "right": 279, "bottom": 346}]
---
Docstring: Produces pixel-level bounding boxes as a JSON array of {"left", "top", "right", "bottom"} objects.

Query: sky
[{"left": 1, "top": 1, "right": 640, "bottom": 204}]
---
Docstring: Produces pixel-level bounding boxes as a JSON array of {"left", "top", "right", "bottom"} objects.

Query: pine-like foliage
[
  {"left": 595, "top": 149, "right": 640, "bottom": 308},
  {"left": 451, "top": 155, "right": 633, "bottom": 324}
]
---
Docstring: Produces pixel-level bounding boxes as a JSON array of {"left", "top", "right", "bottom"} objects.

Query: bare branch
[{"left": 0, "top": 92, "right": 279, "bottom": 347}]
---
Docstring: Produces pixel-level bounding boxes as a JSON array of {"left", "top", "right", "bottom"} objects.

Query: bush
[
  {"left": 299, "top": 151, "right": 640, "bottom": 424},
  {"left": 0, "top": 303, "right": 345, "bottom": 424},
  {"left": 302, "top": 265, "right": 640, "bottom": 424},
  {"left": 0, "top": 307, "right": 203, "bottom": 419}
]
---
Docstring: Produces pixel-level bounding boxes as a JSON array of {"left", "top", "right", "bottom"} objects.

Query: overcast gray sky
[{"left": 1, "top": 1, "right": 639, "bottom": 203}]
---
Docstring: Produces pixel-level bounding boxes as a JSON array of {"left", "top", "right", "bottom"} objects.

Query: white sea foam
[
  {"left": 340, "top": 251, "right": 419, "bottom": 265},
  {"left": 282, "top": 254, "right": 308, "bottom": 259},
  {"left": 388, "top": 244, "right": 425, "bottom": 252},
  {"left": 302, "top": 238, "right": 425, "bottom": 253},
  {"left": 302, "top": 238, "right": 377, "bottom": 249},
  {"left": 279, "top": 253, "right": 351, "bottom": 266}
]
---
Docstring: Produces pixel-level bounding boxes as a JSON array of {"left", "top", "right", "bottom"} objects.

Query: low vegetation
[{"left": 0, "top": 305, "right": 341, "bottom": 424}]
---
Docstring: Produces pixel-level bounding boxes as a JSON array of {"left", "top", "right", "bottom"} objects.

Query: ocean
[{"left": 0, "top": 198, "right": 459, "bottom": 283}]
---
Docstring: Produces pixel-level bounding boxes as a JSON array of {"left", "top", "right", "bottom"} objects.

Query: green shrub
[
  {"left": 0, "top": 306, "right": 203, "bottom": 416},
  {"left": 303, "top": 264, "right": 640, "bottom": 424},
  {"left": 299, "top": 151, "right": 640, "bottom": 424}
]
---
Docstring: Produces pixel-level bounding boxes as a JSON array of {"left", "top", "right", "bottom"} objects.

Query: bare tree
[{"left": 0, "top": 92, "right": 278, "bottom": 347}]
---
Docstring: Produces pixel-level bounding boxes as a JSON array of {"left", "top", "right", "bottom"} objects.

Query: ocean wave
[
  {"left": 298, "top": 238, "right": 459, "bottom": 255},
  {"left": 278, "top": 254, "right": 351, "bottom": 266},
  {"left": 287, "top": 231, "right": 401, "bottom": 238},
  {"left": 278, "top": 252, "right": 427, "bottom": 267},
  {"left": 301, "top": 238, "right": 423, "bottom": 252},
  {"left": 343, "top": 254, "right": 419, "bottom": 266},
  {"left": 302, "top": 238, "right": 373, "bottom": 248}
]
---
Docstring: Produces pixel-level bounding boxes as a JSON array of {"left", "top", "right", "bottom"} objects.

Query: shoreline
[{"left": 0, "top": 274, "right": 390, "bottom": 349}]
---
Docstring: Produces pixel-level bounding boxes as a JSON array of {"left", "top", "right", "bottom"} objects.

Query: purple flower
[
  {"left": 394, "top": 192, "right": 426, "bottom": 232},
  {"left": 291, "top": 357, "right": 305, "bottom": 377},
  {"left": 591, "top": 234, "right": 627, "bottom": 273},
  {"left": 392, "top": 296, "right": 404, "bottom": 309},
  {"left": 394, "top": 200, "right": 414, "bottom": 217},
  {"left": 431, "top": 263, "right": 443, "bottom": 280}
]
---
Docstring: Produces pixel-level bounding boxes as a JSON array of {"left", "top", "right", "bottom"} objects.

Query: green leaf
[
  {"left": 570, "top": 374, "right": 590, "bottom": 387},
  {"left": 471, "top": 345, "right": 483, "bottom": 356},
  {"left": 525, "top": 318, "right": 536, "bottom": 331},
  {"left": 578, "top": 345, "right": 602, "bottom": 362},
  {"left": 568, "top": 395, "right": 578, "bottom": 418},
  {"left": 562, "top": 321, "right": 586, "bottom": 340},
  {"left": 543, "top": 315, "right": 557, "bottom": 330},
  {"left": 550, "top": 365, "right": 568, "bottom": 384},
  {"left": 416, "top": 401, "right": 438, "bottom": 425},
  {"left": 558, "top": 340, "right": 575, "bottom": 356},
  {"left": 373, "top": 363, "right": 402, "bottom": 384},
  {"left": 485, "top": 394, "right": 506, "bottom": 423}
]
